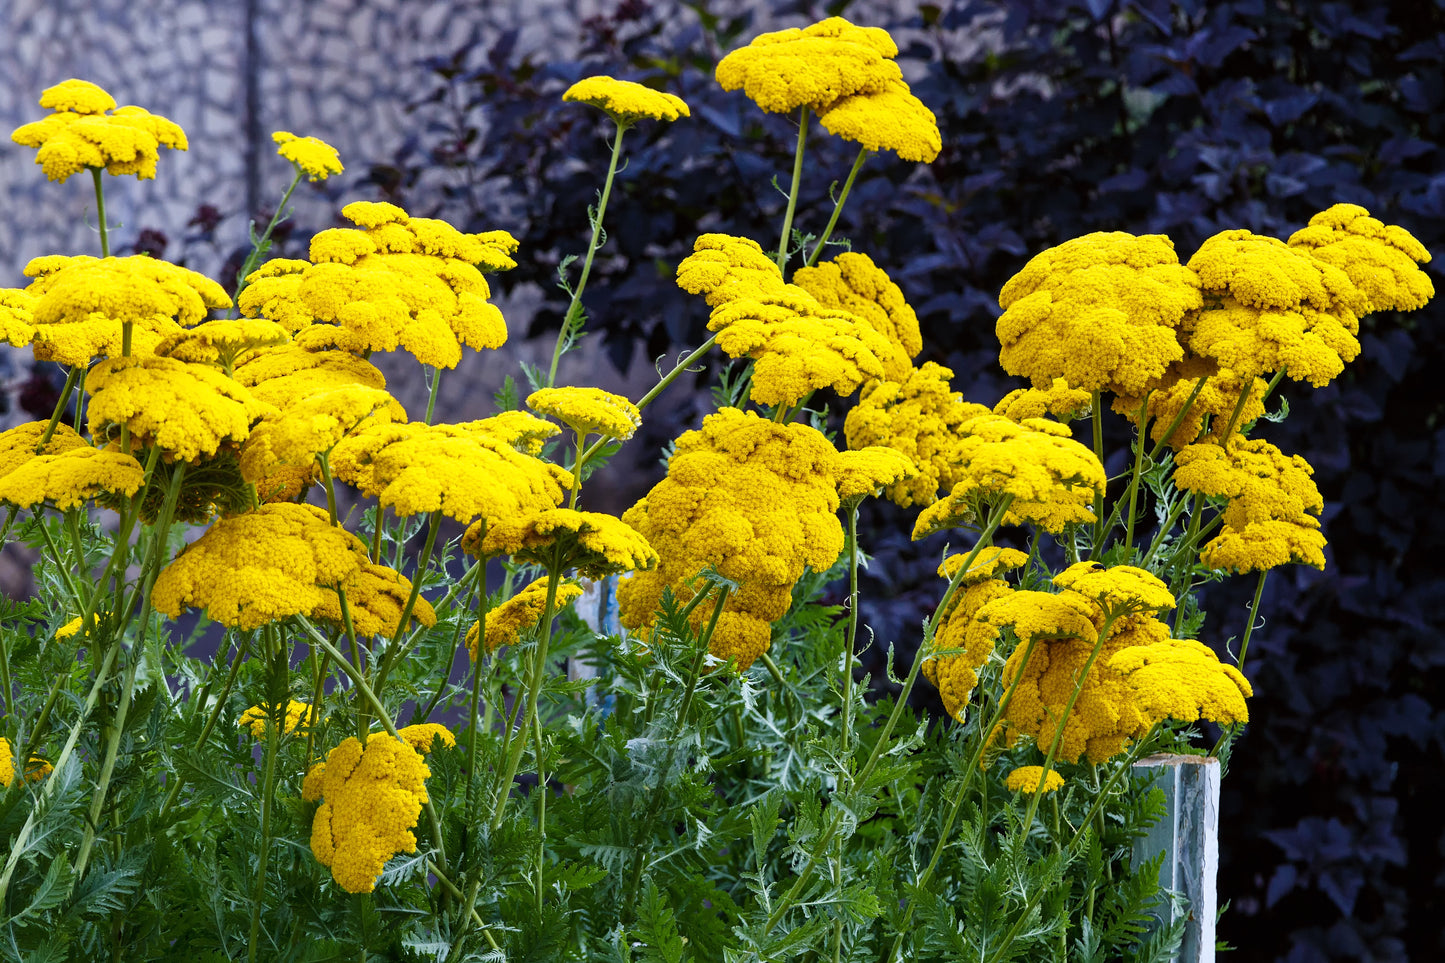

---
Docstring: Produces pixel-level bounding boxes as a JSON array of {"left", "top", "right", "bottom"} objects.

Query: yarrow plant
[{"left": 0, "top": 19, "right": 1433, "bottom": 961}]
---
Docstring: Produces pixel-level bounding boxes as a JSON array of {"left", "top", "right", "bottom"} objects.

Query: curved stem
[
  {"left": 425, "top": 366, "right": 443, "bottom": 426},
  {"left": 775, "top": 107, "right": 810, "bottom": 273},
  {"left": 805, "top": 147, "right": 870, "bottom": 268},
  {"left": 232, "top": 171, "right": 303, "bottom": 307},
  {"left": 91, "top": 168, "right": 110, "bottom": 258},
  {"left": 548, "top": 123, "right": 629, "bottom": 387},
  {"left": 36, "top": 367, "right": 80, "bottom": 448},
  {"left": 1235, "top": 569, "right": 1268, "bottom": 670}
]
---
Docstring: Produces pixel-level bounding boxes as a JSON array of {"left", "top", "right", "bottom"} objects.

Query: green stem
[
  {"left": 248, "top": 709, "right": 281, "bottom": 963},
  {"left": 840, "top": 504, "right": 862, "bottom": 768},
  {"left": 1235, "top": 570, "right": 1268, "bottom": 670},
  {"left": 158, "top": 634, "right": 251, "bottom": 822},
  {"left": 318, "top": 453, "right": 339, "bottom": 527},
  {"left": 1088, "top": 390, "right": 1106, "bottom": 558},
  {"left": 1122, "top": 393, "right": 1152, "bottom": 553},
  {"left": 1146, "top": 376, "right": 1209, "bottom": 461},
  {"left": 464, "top": 524, "right": 489, "bottom": 822},
  {"left": 36, "top": 367, "right": 80, "bottom": 448},
  {"left": 805, "top": 147, "right": 870, "bottom": 268},
  {"left": 547, "top": 123, "right": 629, "bottom": 388},
  {"left": 569, "top": 431, "right": 587, "bottom": 509},
  {"left": 372, "top": 511, "right": 442, "bottom": 695},
  {"left": 91, "top": 168, "right": 110, "bottom": 258},
  {"left": 425, "top": 366, "right": 443, "bottom": 426},
  {"left": 775, "top": 107, "right": 810, "bottom": 273},
  {"left": 232, "top": 171, "right": 303, "bottom": 308},
  {"left": 1218, "top": 378, "right": 1256, "bottom": 442}
]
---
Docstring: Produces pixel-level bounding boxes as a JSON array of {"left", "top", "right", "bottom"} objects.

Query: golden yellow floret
[
  {"left": 1287, "top": 203, "right": 1433, "bottom": 313},
  {"left": 155, "top": 318, "right": 290, "bottom": 368},
  {"left": 527, "top": 386, "right": 641, "bottom": 441},
  {"left": 240, "top": 384, "right": 402, "bottom": 483},
  {"left": 0, "top": 422, "right": 85, "bottom": 479},
  {"left": 1184, "top": 294, "right": 1360, "bottom": 387},
  {"left": 152, "top": 503, "right": 368, "bottom": 629},
  {"left": 1110, "top": 638, "right": 1251, "bottom": 726},
  {"left": 994, "top": 378, "right": 1092, "bottom": 423},
  {"left": 1004, "top": 765, "right": 1065, "bottom": 794},
  {"left": 835, "top": 445, "right": 917, "bottom": 502},
  {"left": 1174, "top": 438, "right": 1322, "bottom": 523},
  {"left": 1110, "top": 356, "right": 1265, "bottom": 451},
  {"left": 302, "top": 762, "right": 326, "bottom": 802},
  {"left": 86, "top": 355, "right": 275, "bottom": 461},
  {"left": 467, "top": 508, "right": 659, "bottom": 579},
  {"left": 0, "top": 447, "right": 145, "bottom": 511},
  {"left": 716, "top": 18, "right": 902, "bottom": 114},
  {"left": 234, "top": 345, "right": 395, "bottom": 411},
  {"left": 817, "top": 79, "right": 941, "bottom": 162},
  {"left": 937, "top": 546, "right": 1029, "bottom": 585},
  {"left": 313, "top": 561, "right": 437, "bottom": 638},
  {"left": 1200, "top": 517, "right": 1326, "bottom": 573},
  {"left": 676, "top": 234, "right": 785, "bottom": 306},
  {"left": 37, "top": 78, "right": 117, "bottom": 114},
  {"left": 997, "top": 232, "right": 1201, "bottom": 395},
  {"left": 1052, "top": 561, "right": 1176, "bottom": 619},
  {"left": 1188, "top": 228, "right": 1369, "bottom": 315},
  {"left": 238, "top": 700, "right": 317, "bottom": 739},
  {"left": 309, "top": 734, "right": 430, "bottom": 893},
  {"left": 0, "top": 737, "right": 53, "bottom": 788},
  {"left": 922, "top": 577, "right": 1014, "bottom": 721},
  {"left": 273, "top": 130, "right": 344, "bottom": 181},
  {"left": 464, "top": 410, "right": 560, "bottom": 456},
  {"left": 466, "top": 576, "right": 584, "bottom": 659},
  {"left": 395, "top": 723, "right": 456, "bottom": 755},
  {"left": 12, "top": 81, "right": 186, "bottom": 182},
  {"left": 792, "top": 251, "right": 922, "bottom": 381},
  {"left": 236, "top": 260, "right": 313, "bottom": 333},
  {"left": 563, "top": 75, "right": 690, "bottom": 123},
  {"left": 0, "top": 288, "right": 38, "bottom": 348}
]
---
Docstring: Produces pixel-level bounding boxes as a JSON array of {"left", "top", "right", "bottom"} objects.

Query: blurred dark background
[{"left": 5, "top": 1, "right": 1442, "bottom": 958}]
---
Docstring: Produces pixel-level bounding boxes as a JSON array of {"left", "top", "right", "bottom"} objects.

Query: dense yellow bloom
[
  {"left": 86, "top": 355, "right": 274, "bottom": 460},
  {"left": 1200, "top": 517, "right": 1326, "bottom": 572},
  {"left": 302, "top": 763, "right": 326, "bottom": 802},
  {"left": 465, "top": 410, "right": 560, "bottom": 456},
  {"left": 238, "top": 700, "right": 317, "bottom": 739},
  {"left": 1189, "top": 228, "right": 1367, "bottom": 313},
  {"left": 233, "top": 345, "right": 394, "bottom": 410},
  {"left": 1053, "top": 561, "right": 1176, "bottom": 620},
  {"left": 912, "top": 414, "right": 1105, "bottom": 538},
  {"left": 332, "top": 423, "right": 571, "bottom": 525},
  {"left": 12, "top": 80, "right": 186, "bottom": 182},
  {"left": 994, "top": 378, "right": 1092, "bottom": 423},
  {"left": 0, "top": 447, "right": 145, "bottom": 511},
  {"left": 313, "top": 562, "right": 437, "bottom": 638},
  {"left": 1174, "top": 439, "right": 1323, "bottom": 522},
  {"left": 706, "top": 283, "right": 892, "bottom": 407},
  {"left": 834, "top": 446, "right": 917, "bottom": 503},
  {"left": 1004, "top": 766, "right": 1064, "bottom": 795},
  {"left": 562, "top": 76, "right": 690, "bottom": 124},
  {"left": 0, "top": 422, "right": 85, "bottom": 479},
  {"left": 792, "top": 251, "right": 922, "bottom": 381},
  {"left": 716, "top": 17, "right": 902, "bottom": 114},
  {"left": 817, "top": 79, "right": 941, "bottom": 162},
  {"left": 155, "top": 318, "right": 289, "bottom": 368},
  {"left": 22, "top": 255, "right": 231, "bottom": 365},
  {"left": 937, "top": 546, "right": 1030, "bottom": 585},
  {"left": 1110, "top": 639, "right": 1252, "bottom": 726},
  {"left": 395, "top": 724, "right": 456, "bottom": 755},
  {"left": 0, "top": 288, "right": 37, "bottom": 348},
  {"left": 843, "top": 361, "right": 991, "bottom": 507},
  {"left": 676, "top": 234, "right": 785, "bottom": 306},
  {"left": 997, "top": 232, "right": 1201, "bottom": 395},
  {"left": 468, "top": 508, "right": 659, "bottom": 578},
  {"left": 618, "top": 408, "right": 843, "bottom": 670},
  {"left": 1287, "top": 204, "right": 1433, "bottom": 313},
  {"left": 0, "top": 737, "right": 52, "bottom": 788},
  {"left": 526, "top": 386, "right": 641, "bottom": 441},
  {"left": 273, "top": 130, "right": 343, "bottom": 181},
  {"left": 1110, "top": 357, "right": 1265, "bottom": 451},
  {"left": 236, "top": 260, "right": 313, "bottom": 333},
  {"left": 466, "top": 577, "right": 585, "bottom": 659},
  {"left": 309, "top": 735, "right": 431, "bottom": 893},
  {"left": 152, "top": 503, "right": 367, "bottom": 629},
  {"left": 240, "top": 385, "right": 402, "bottom": 483},
  {"left": 921, "top": 576, "right": 1016, "bottom": 722}
]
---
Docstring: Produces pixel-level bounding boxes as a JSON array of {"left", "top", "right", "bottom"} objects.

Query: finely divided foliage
[{"left": 0, "top": 16, "right": 1434, "bottom": 961}]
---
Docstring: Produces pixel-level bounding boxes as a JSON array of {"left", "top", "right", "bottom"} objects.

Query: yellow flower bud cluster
[
  {"left": 920, "top": 547, "right": 1029, "bottom": 722},
  {"left": 10, "top": 79, "right": 186, "bottom": 182},
  {"left": 465, "top": 576, "right": 585, "bottom": 660},
  {"left": 563, "top": 76, "right": 690, "bottom": 125},
  {"left": 0, "top": 737, "right": 52, "bottom": 788},
  {"left": 238, "top": 700, "right": 317, "bottom": 739},
  {"left": 618, "top": 408, "right": 844, "bottom": 670},
  {"left": 272, "top": 130, "right": 343, "bottom": 182},
  {"left": 792, "top": 252, "right": 923, "bottom": 381},
  {"left": 466, "top": 508, "right": 659, "bottom": 580}
]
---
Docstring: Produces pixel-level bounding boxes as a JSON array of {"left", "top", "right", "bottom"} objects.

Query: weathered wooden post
[{"left": 1132, "top": 754, "right": 1220, "bottom": 963}]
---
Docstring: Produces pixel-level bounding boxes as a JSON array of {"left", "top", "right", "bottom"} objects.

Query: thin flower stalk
[
  {"left": 775, "top": 107, "right": 810, "bottom": 272},
  {"left": 231, "top": 170, "right": 303, "bottom": 307},
  {"left": 806, "top": 146, "right": 871, "bottom": 267}
]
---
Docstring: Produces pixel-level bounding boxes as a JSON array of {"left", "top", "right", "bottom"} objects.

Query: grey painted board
[{"left": 1132, "top": 753, "right": 1220, "bottom": 963}]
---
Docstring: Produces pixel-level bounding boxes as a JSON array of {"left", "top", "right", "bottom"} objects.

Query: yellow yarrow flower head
[
  {"left": 1174, "top": 439, "right": 1323, "bottom": 523},
  {"left": 716, "top": 17, "right": 902, "bottom": 114},
  {"left": 997, "top": 232, "right": 1202, "bottom": 395},
  {"left": 1, "top": 288, "right": 38, "bottom": 349},
  {"left": 1200, "top": 516, "right": 1327, "bottom": 573},
  {"left": 1287, "top": 203, "right": 1433, "bottom": 313},
  {"left": 396, "top": 723, "right": 456, "bottom": 755},
  {"left": 835, "top": 446, "right": 917, "bottom": 504},
  {"left": 238, "top": 700, "right": 317, "bottom": 739},
  {"left": 465, "top": 410, "right": 560, "bottom": 456},
  {"left": 562, "top": 76, "right": 690, "bottom": 125},
  {"left": 240, "top": 384, "right": 402, "bottom": 484},
  {"left": 22, "top": 254, "right": 231, "bottom": 366},
  {"left": 465, "top": 508, "right": 659, "bottom": 580},
  {"left": 152, "top": 503, "right": 368, "bottom": 630},
  {"left": 466, "top": 576, "right": 585, "bottom": 660},
  {"left": 1004, "top": 765, "right": 1065, "bottom": 795},
  {"left": 272, "top": 130, "right": 344, "bottom": 182},
  {"left": 236, "top": 259, "right": 313, "bottom": 333},
  {"left": 921, "top": 574, "right": 1018, "bottom": 722},
  {"left": 843, "top": 361, "right": 992, "bottom": 508},
  {"left": 155, "top": 318, "right": 290, "bottom": 369},
  {"left": 676, "top": 234, "right": 786, "bottom": 306},
  {"left": 1110, "top": 639, "right": 1252, "bottom": 727},
  {"left": 994, "top": 378, "right": 1092, "bottom": 424},
  {"left": 817, "top": 79, "right": 941, "bottom": 162},
  {"left": 1052, "top": 561, "right": 1176, "bottom": 621},
  {"left": 937, "top": 546, "right": 1030, "bottom": 586},
  {"left": 912, "top": 414, "right": 1106, "bottom": 538},
  {"left": 0, "top": 737, "right": 53, "bottom": 788},
  {"left": 12, "top": 79, "right": 186, "bottom": 182},
  {"left": 0, "top": 422, "right": 85, "bottom": 479},
  {"left": 1110, "top": 356, "right": 1266, "bottom": 451},
  {"left": 85, "top": 355, "right": 275, "bottom": 461},
  {"left": 792, "top": 251, "right": 923, "bottom": 381},
  {"left": 309, "top": 734, "right": 430, "bottom": 894},
  {"left": 0, "top": 447, "right": 145, "bottom": 511},
  {"left": 526, "top": 386, "right": 641, "bottom": 442},
  {"left": 233, "top": 345, "right": 394, "bottom": 408},
  {"left": 313, "top": 561, "right": 437, "bottom": 639}
]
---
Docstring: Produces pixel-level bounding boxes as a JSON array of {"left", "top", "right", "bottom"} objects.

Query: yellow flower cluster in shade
[
  {"left": 272, "top": 130, "right": 343, "bottom": 181},
  {"left": 996, "top": 232, "right": 1202, "bottom": 395},
  {"left": 1174, "top": 438, "right": 1327, "bottom": 572},
  {"left": 792, "top": 251, "right": 924, "bottom": 381},
  {"left": 1287, "top": 203, "right": 1434, "bottom": 314},
  {"left": 237, "top": 700, "right": 317, "bottom": 739},
  {"left": 0, "top": 422, "right": 85, "bottom": 478},
  {"left": 1110, "top": 640, "right": 1253, "bottom": 726},
  {"left": 233, "top": 344, "right": 394, "bottom": 408},
  {"left": 527, "top": 386, "right": 641, "bottom": 441},
  {"left": 618, "top": 407, "right": 844, "bottom": 670},
  {"left": 0, "top": 446, "right": 145, "bottom": 511},
  {"left": 10, "top": 79, "right": 186, "bottom": 182},
  {"left": 395, "top": 723, "right": 456, "bottom": 755},
  {"left": 834, "top": 446, "right": 917, "bottom": 503},
  {"left": 237, "top": 201, "right": 518, "bottom": 370},
  {"left": 1004, "top": 765, "right": 1064, "bottom": 795},
  {"left": 1051, "top": 561, "right": 1177, "bottom": 620},
  {"left": 0, "top": 737, "right": 52, "bottom": 788},
  {"left": 1110, "top": 356, "right": 1266, "bottom": 451},
  {"left": 85, "top": 355, "right": 276, "bottom": 461},
  {"left": 331, "top": 422, "right": 572, "bottom": 525},
  {"left": 313, "top": 561, "right": 437, "bottom": 639},
  {"left": 239, "top": 384, "right": 402, "bottom": 486},
  {"left": 466, "top": 576, "right": 585, "bottom": 660},
  {"left": 156, "top": 318, "right": 290, "bottom": 370},
  {"left": 921, "top": 547, "right": 1029, "bottom": 721},
  {"left": 309, "top": 734, "right": 432, "bottom": 894},
  {"left": 464, "top": 508, "right": 659, "bottom": 580},
  {"left": 3, "top": 254, "right": 232, "bottom": 366},
  {"left": 844, "top": 361, "right": 992, "bottom": 508},
  {"left": 912, "top": 414, "right": 1106, "bottom": 538},
  {"left": 152, "top": 503, "right": 369, "bottom": 629},
  {"left": 562, "top": 76, "right": 690, "bottom": 124},
  {"left": 994, "top": 378, "right": 1092, "bottom": 424}
]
